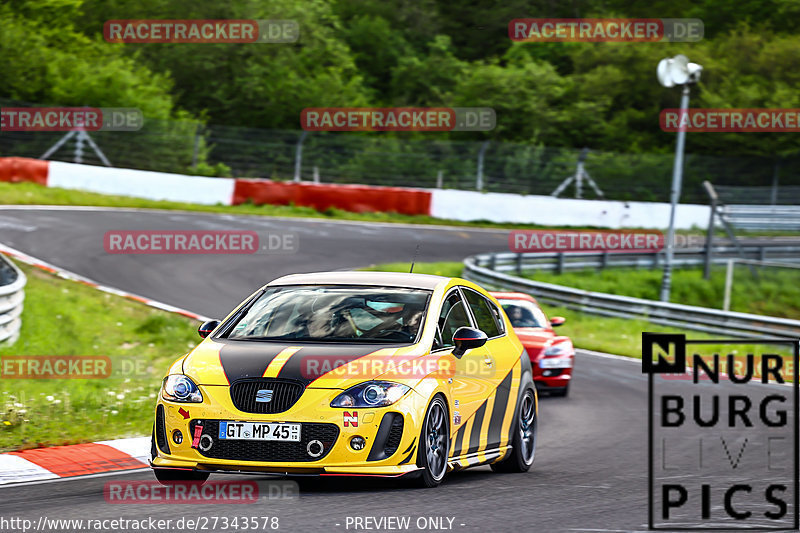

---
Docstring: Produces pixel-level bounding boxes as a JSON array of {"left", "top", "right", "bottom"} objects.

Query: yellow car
[{"left": 150, "top": 271, "right": 537, "bottom": 488}]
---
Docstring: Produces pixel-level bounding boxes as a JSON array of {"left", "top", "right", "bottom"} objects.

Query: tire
[
  {"left": 490, "top": 387, "right": 537, "bottom": 473},
  {"left": 153, "top": 468, "right": 210, "bottom": 485},
  {"left": 414, "top": 395, "right": 450, "bottom": 488}
]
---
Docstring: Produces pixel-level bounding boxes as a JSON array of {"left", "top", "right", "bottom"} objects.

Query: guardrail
[
  {"left": 483, "top": 244, "right": 800, "bottom": 276},
  {"left": 0, "top": 255, "right": 25, "bottom": 345},
  {"left": 464, "top": 252, "right": 800, "bottom": 339}
]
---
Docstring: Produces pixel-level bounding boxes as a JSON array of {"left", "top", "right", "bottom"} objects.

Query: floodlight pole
[{"left": 659, "top": 84, "right": 690, "bottom": 302}]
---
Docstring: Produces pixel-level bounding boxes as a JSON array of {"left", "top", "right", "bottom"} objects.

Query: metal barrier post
[
  {"left": 722, "top": 259, "right": 734, "bottom": 311},
  {"left": 703, "top": 180, "right": 717, "bottom": 280}
]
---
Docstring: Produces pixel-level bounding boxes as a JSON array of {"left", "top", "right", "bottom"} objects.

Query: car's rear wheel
[
  {"left": 415, "top": 395, "right": 449, "bottom": 488},
  {"left": 491, "top": 387, "right": 536, "bottom": 473},
  {"left": 153, "top": 468, "right": 210, "bottom": 485}
]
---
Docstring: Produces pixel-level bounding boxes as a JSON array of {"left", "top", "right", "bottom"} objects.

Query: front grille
[
  {"left": 385, "top": 415, "right": 404, "bottom": 456},
  {"left": 190, "top": 420, "right": 339, "bottom": 462},
  {"left": 230, "top": 379, "right": 304, "bottom": 414}
]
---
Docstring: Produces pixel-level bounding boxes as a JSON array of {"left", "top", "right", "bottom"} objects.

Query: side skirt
[{"left": 447, "top": 445, "right": 512, "bottom": 471}]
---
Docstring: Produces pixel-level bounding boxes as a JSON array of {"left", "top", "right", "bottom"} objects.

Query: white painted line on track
[{"left": 0, "top": 204, "right": 511, "bottom": 234}]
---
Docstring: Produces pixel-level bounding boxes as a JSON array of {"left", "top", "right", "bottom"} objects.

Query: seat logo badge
[
  {"left": 256, "top": 389, "right": 273, "bottom": 403},
  {"left": 343, "top": 411, "right": 358, "bottom": 427}
]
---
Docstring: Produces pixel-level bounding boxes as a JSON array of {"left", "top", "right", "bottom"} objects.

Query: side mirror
[
  {"left": 451, "top": 327, "right": 488, "bottom": 358},
  {"left": 550, "top": 316, "right": 566, "bottom": 327},
  {"left": 198, "top": 320, "right": 220, "bottom": 338}
]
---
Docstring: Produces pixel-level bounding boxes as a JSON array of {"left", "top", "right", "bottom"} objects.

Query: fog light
[
  {"left": 350, "top": 436, "right": 366, "bottom": 451},
  {"left": 172, "top": 430, "right": 183, "bottom": 445}
]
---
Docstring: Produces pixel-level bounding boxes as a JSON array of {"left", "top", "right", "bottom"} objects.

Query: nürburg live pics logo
[{"left": 644, "top": 332, "right": 799, "bottom": 530}]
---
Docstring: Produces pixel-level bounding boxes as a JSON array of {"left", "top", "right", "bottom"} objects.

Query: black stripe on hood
[
  {"left": 278, "top": 344, "right": 397, "bottom": 386},
  {"left": 218, "top": 340, "right": 401, "bottom": 385},
  {"left": 218, "top": 341, "right": 292, "bottom": 383}
]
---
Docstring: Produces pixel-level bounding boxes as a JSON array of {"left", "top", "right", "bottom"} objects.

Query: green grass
[
  {"left": 525, "top": 265, "right": 800, "bottom": 319},
  {"left": 364, "top": 261, "right": 796, "bottom": 360},
  {"left": 0, "top": 262, "right": 199, "bottom": 452}
]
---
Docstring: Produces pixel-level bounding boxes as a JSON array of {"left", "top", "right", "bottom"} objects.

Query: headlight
[
  {"left": 161, "top": 375, "right": 203, "bottom": 403},
  {"left": 330, "top": 381, "right": 410, "bottom": 408},
  {"left": 543, "top": 344, "right": 568, "bottom": 357}
]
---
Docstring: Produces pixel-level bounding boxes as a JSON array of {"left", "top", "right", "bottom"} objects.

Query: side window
[
  {"left": 434, "top": 291, "right": 472, "bottom": 350},
  {"left": 463, "top": 289, "right": 501, "bottom": 338},
  {"left": 488, "top": 299, "right": 506, "bottom": 335}
]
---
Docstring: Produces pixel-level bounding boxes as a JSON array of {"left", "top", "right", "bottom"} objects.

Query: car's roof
[
  {"left": 267, "top": 271, "right": 448, "bottom": 290},
  {"left": 490, "top": 291, "right": 537, "bottom": 302}
]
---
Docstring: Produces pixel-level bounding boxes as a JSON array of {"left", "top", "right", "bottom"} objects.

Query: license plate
[{"left": 218, "top": 421, "right": 301, "bottom": 441}]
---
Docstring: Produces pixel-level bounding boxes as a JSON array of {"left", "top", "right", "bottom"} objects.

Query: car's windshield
[
  {"left": 498, "top": 299, "right": 548, "bottom": 329},
  {"left": 224, "top": 285, "right": 431, "bottom": 343}
]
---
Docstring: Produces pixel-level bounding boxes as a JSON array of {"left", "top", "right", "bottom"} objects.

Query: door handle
[{"left": 483, "top": 357, "right": 493, "bottom": 366}]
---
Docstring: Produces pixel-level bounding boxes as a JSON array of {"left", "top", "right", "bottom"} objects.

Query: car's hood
[
  {"left": 182, "top": 338, "right": 414, "bottom": 388},
  {"left": 513, "top": 328, "right": 554, "bottom": 359}
]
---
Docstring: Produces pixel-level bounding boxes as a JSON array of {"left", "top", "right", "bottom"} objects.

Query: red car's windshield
[{"left": 498, "top": 299, "right": 549, "bottom": 329}]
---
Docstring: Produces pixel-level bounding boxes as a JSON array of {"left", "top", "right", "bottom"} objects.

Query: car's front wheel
[
  {"left": 153, "top": 468, "right": 210, "bottom": 486},
  {"left": 415, "top": 395, "right": 449, "bottom": 488},
  {"left": 491, "top": 387, "right": 537, "bottom": 473}
]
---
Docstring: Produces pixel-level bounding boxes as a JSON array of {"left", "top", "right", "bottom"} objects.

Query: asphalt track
[{"left": 0, "top": 206, "right": 792, "bottom": 532}]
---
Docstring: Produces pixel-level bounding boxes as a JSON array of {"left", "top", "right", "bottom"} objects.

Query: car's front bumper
[{"left": 151, "top": 384, "right": 425, "bottom": 476}]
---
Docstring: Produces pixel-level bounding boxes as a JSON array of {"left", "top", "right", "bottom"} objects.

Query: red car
[{"left": 490, "top": 292, "right": 574, "bottom": 397}]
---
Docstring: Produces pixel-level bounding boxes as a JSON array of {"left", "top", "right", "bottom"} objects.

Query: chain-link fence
[{"left": 2, "top": 99, "right": 799, "bottom": 203}]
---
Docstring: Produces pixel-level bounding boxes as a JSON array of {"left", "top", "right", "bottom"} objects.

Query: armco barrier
[
  {"left": 485, "top": 244, "right": 800, "bottom": 275},
  {"left": 1, "top": 156, "right": 712, "bottom": 228},
  {"left": 464, "top": 253, "right": 800, "bottom": 339},
  {"left": 0, "top": 255, "right": 25, "bottom": 345}
]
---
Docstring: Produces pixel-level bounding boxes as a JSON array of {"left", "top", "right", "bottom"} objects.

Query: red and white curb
[
  {"left": 0, "top": 243, "right": 210, "bottom": 485},
  {"left": 0, "top": 437, "right": 151, "bottom": 485}
]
